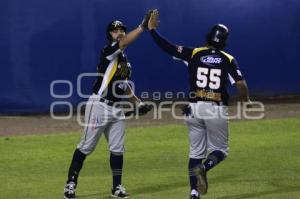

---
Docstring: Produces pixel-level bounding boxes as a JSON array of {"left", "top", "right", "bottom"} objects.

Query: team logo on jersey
[
  {"left": 115, "top": 62, "right": 132, "bottom": 78},
  {"left": 200, "top": 55, "right": 222, "bottom": 66}
]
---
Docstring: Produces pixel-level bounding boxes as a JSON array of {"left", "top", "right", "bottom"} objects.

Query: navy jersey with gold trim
[
  {"left": 93, "top": 41, "right": 132, "bottom": 102},
  {"left": 150, "top": 30, "right": 243, "bottom": 105}
]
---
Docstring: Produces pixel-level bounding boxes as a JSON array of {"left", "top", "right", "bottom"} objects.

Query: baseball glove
[
  {"left": 181, "top": 104, "right": 191, "bottom": 116},
  {"left": 124, "top": 103, "right": 153, "bottom": 117}
]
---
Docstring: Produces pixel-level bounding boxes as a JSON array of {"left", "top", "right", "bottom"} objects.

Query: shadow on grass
[
  {"left": 77, "top": 181, "right": 186, "bottom": 198},
  {"left": 77, "top": 192, "right": 109, "bottom": 199},
  {"left": 130, "top": 181, "right": 186, "bottom": 194},
  {"left": 217, "top": 183, "right": 300, "bottom": 199},
  {"left": 77, "top": 178, "right": 300, "bottom": 199}
]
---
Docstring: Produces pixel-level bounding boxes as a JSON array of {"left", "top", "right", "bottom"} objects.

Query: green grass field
[{"left": 1, "top": 118, "right": 300, "bottom": 199}]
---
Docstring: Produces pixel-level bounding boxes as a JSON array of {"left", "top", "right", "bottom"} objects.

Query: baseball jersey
[
  {"left": 93, "top": 41, "right": 132, "bottom": 102},
  {"left": 150, "top": 30, "right": 243, "bottom": 105}
]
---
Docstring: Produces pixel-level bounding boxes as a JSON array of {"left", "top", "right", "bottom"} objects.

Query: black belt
[{"left": 99, "top": 98, "right": 117, "bottom": 106}]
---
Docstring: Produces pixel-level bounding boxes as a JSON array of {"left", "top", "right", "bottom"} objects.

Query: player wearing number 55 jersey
[{"left": 148, "top": 12, "right": 250, "bottom": 199}]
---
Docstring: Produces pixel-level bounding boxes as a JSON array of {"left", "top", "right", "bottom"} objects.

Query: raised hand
[
  {"left": 148, "top": 9, "right": 159, "bottom": 30},
  {"left": 140, "top": 9, "right": 154, "bottom": 30}
]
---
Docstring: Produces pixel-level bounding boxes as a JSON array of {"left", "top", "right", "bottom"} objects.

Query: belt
[
  {"left": 195, "top": 89, "right": 222, "bottom": 101},
  {"left": 99, "top": 98, "right": 117, "bottom": 106}
]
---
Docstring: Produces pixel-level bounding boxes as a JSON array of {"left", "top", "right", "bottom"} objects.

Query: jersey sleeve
[
  {"left": 150, "top": 29, "right": 193, "bottom": 61},
  {"left": 102, "top": 41, "right": 122, "bottom": 61},
  {"left": 228, "top": 59, "right": 244, "bottom": 85}
]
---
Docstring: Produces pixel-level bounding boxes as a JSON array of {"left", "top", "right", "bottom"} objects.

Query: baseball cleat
[
  {"left": 190, "top": 189, "right": 200, "bottom": 199},
  {"left": 111, "top": 184, "right": 129, "bottom": 198},
  {"left": 193, "top": 164, "right": 208, "bottom": 195},
  {"left": 64, "top": 181, "right": 76, "bottom": 199},
  {"left": 190, "top": 194, "right": 200, "bottom": 199}
]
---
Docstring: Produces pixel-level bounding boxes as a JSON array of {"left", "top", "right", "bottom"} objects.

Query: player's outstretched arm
[
  {"left": 124, "top": 82, "right": 141, "bottom": 105},
  {"left": 118, "top": 26, "right": 143, "bottom": 50},
  {"left": 119, "top": 10, "right": 153, "bottom": 50},
  {"left": 148, "top": 10, "right": 193, "bottom": 61},
  {"left": 124, "top": 83, "right": 153, "bottom": 117}
]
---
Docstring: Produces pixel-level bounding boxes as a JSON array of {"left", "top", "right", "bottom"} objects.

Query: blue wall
[{"left": 1, "top": 0, "right": 299, "bottom": 114}]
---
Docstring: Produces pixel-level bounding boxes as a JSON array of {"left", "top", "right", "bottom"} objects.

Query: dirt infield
[{"left": 0, "top": 103, "right": 299, "bottom": 136}]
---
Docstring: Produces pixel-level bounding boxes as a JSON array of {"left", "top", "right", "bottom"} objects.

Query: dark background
[{"left": 1, "top": 0, "right": 299, "bottom": 114}]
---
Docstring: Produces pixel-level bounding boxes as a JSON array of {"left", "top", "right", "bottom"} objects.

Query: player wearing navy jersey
[
  {"left": 64, "top": 12, "right": 154, "bottom": 199},
  {"left": 148, "top": 11, "right": 250, "bottom": 199}
]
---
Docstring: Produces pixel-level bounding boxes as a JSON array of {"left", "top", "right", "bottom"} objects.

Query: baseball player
[
  {"left": 148, "top": 11, "right": 251, "bottom": 199},
  {"left": 63, "top": 12, "right": 153, "bottom": 199}
]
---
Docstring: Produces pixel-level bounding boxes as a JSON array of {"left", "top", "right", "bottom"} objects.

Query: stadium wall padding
[{"left": 1, "top": 0, "right": 299, "bottom": 113}]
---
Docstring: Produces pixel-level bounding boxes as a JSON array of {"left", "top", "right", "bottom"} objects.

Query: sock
[
  {"left": 110, "top": 153, "right": 123, "bottom": 189},
  {"left": 188, "top": 158, "right": 202, "bottom": 190},
  {"left": 67, "top": 149, "right": 87, "bottom": 184},
  {"left": 203, "top": 150, "right": 225, "bottom": 172}
]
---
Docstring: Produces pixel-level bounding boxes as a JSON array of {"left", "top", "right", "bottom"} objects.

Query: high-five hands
[{"left": 148, "top": 9, "right": 159, "bottom": 30}]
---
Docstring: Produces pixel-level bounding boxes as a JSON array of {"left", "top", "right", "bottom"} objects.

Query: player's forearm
[
  {"left": 128, "top": 94, "right": 141, "bottom": 105},
  {"left": 235, "top": 80, "right": 250, "bottom": 102},
  {"left": 150, "top": 29, "right": 179, "bottom": 57},
  {"left": 124, "top": 84, "right": 141, "bottom": 104},
  {"left": 119, "top": 26, "right": 144, "bottom": 49}
]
